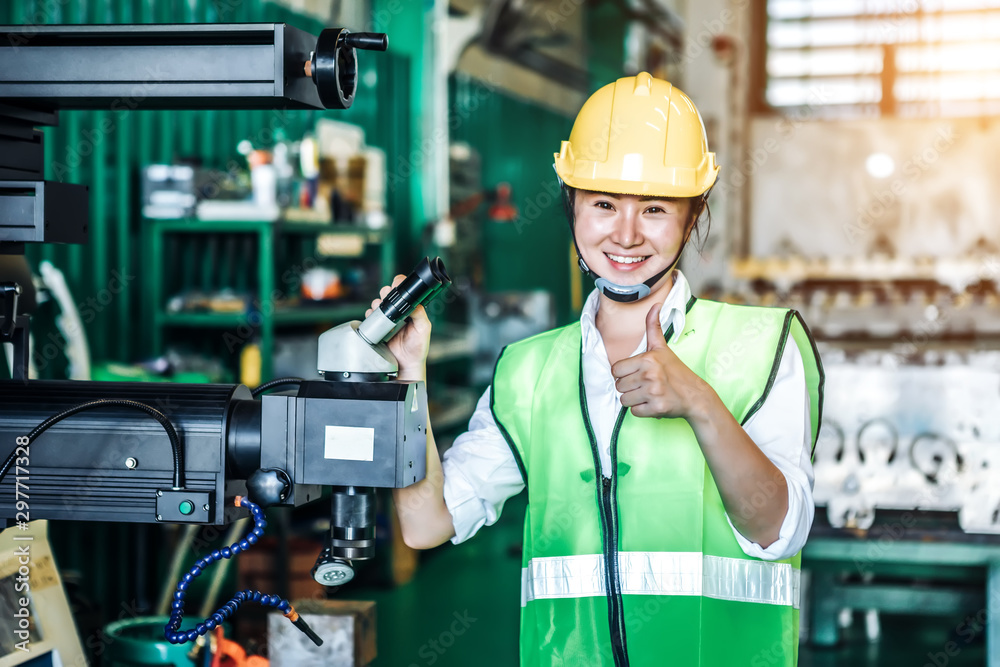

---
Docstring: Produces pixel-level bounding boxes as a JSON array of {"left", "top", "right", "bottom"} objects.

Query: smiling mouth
[{"left": 605, "top": 252, "right": 650, "bottom": 270}]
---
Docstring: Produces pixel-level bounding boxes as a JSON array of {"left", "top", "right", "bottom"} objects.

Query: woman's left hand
[{"left": 611, "top": 303, "right": 714, "bottom": 421}]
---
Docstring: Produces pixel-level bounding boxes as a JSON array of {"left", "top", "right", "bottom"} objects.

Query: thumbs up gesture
[{"left": 610, "top": 303, "right": 711, "bottom": 420}]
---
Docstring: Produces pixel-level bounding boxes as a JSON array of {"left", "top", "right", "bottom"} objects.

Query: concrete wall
[{"left": 747, "top": 116, "right": 995, "bottom": 260}]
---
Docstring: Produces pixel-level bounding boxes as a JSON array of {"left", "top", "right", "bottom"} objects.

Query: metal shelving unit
[
  {"left": 426, "top": 324, "right": 477, "bottom": 364},
  {"left": 425, "top": 324, "right": 480, "bottom": 434},
  {"left": 144, "top": 217, "right": 393, "bottom": 381}
]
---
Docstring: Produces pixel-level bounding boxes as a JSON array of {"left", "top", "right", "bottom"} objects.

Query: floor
[{"left": 345, "top": 494, "right": 988, "bottom": 666}]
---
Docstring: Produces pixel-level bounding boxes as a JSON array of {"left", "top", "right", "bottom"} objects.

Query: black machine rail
[
  {"left": 0, "top": 23, "right": 328, "bottom": 110},
  {"left": 0, "top": 380, "right": 250, "bottom": 525}
]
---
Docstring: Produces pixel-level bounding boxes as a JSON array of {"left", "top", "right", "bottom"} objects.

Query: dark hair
[
  {"left": 562, "top": 186, "right": 713, "bottom": 253},
  {"left": 689, "top": 189, "right": 713, "bottom": 253}
]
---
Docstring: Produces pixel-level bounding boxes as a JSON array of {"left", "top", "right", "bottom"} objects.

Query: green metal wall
[
  {"left": 586, "top": 1, "right": 628, "bottom": 93},
  {"left": 372, "top": 0, "right": 427, "bottom": 265},
  {"left": 449, "top": 75, "right": 577, "bottom": 324},
  {"left": 2, "top": 0, "right": 412, "bottom": 370}
]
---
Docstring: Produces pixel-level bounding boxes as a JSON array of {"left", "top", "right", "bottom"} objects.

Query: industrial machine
[
  {"left": 0, "top": 23, "right": 443, "bottom": 647},
  {"left": 813, "top": 349, "right": 1000, "bottom": 534}
]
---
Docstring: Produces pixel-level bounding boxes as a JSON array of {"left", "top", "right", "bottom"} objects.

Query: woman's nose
[{"left": 612, "top": 211, "right": 642, "bottom": 247}]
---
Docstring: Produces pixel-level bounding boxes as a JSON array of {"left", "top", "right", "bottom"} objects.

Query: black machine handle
[
  {"left": 343, "top": 32, "right": 388, "bottom": 51},
  {"left": 310, "top": 29, "right": 388, "bottom": 109}
]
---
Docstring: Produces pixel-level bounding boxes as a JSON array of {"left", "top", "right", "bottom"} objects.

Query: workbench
[{"left": 804, "top": 510, "right": 1000, "bottom": 665}]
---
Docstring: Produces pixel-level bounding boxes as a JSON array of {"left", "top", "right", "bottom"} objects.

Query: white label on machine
[{"left": 324, "top": 425, "right": 375, "bottom": 461}]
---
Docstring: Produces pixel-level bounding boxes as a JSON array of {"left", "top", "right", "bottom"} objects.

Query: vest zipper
[
  {"left": 604, "top": 407, "right": 629, "bottom": 666},
  {"left": 579, "top": 317, "right": 684, "bottom": 665},
  {"left": 581, "top": 398, "right": 630, "bottom": 666}
]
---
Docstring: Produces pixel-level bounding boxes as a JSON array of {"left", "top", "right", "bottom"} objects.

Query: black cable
[
  {"left": 1, "top": 399, "right": 184, "bottom": 488},
  {"left": 251, "top": 377, "right": 304, "bottom": 398}
]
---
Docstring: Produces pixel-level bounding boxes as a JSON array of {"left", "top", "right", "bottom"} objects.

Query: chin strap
[
  {"left": 561, "top": 180, "right": 697, "bottom": 303},
  {"left": 579, "top": 256, "right": 673, "bottom": 303}
]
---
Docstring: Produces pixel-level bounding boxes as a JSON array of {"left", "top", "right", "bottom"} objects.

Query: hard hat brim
[{"left": 555, "top": 154, "right": 719, "bottom": 199}]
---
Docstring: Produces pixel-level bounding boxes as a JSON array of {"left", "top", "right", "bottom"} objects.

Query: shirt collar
[{"left": 580, "top": 269, "right": 692, "bottom": 352}]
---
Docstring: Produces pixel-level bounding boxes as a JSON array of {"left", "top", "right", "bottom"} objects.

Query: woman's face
[{"left": 573, "top": 190, "right": 693, "bottom": 287}]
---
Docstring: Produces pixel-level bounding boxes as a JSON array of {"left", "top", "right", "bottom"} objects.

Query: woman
[{"left": 374, "top": 73, "right": 823, "bottom": 666}]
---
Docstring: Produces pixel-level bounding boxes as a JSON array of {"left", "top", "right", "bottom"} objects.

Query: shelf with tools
[
  {"left": 426, "top": 324, "right": 478, "bottom": 364},
  {"left": 428, "top": 384, "right": 481, "bottom": 433},
  {"left": 729, "top": 255, "right": 1000, "bottom": 342},
  {"left": 425, "top": 325, "right": 481, "bottom": 436},
  {"left": 143, "top": 217, "right": 394, "bottom": 383},
  {"left": 731, "top": 256, "right": 1000, "bottom": 292}
]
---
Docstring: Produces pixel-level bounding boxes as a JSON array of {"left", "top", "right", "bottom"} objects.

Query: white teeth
[{"left": 606, "top": 253, "right": 648, "bottom": 265}]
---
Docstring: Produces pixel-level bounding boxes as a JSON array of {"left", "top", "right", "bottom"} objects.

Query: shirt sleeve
[
  {"left": 726, "top": 341, "right": 815, "bottom": 561},
  {"left": 442, "top": 386, "right": 526, "bottom": 544}
]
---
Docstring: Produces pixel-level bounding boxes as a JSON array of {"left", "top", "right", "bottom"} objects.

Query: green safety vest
[{"left": 490, "top": 297, "right": 824, "bottom": 667}]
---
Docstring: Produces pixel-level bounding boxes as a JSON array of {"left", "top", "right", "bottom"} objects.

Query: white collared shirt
[{"left": 441, "top": 270, "right": 815, "bottom": 561}]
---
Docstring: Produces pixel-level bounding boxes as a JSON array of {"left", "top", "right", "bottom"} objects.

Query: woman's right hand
[{"left": 366, "top": 274, "right": 432, "bottom": 382}]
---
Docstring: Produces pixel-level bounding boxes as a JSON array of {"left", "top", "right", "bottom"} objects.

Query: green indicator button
[{"left": 178, "top": 500, "right": 195, "bottom": 516}]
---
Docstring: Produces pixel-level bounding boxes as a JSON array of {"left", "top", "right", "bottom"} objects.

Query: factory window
[{"left": 759, "top": 0, "right": 1000, "bottom": 117}]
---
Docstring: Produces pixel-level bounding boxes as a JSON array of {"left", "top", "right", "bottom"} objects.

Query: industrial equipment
[
  {"left": 729, "top": 259, "right": 1000, "bottom": 533},
  {"left": 0, "top": 22, "right": 447, "bottom": 648},
  {"left": 813, "top": 349, "right": 1000, "bottom": 534}
]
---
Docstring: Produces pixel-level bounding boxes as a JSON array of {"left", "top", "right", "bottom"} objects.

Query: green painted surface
[
  {"left": 586, "top": 2, "right": 627, "bottom": 94},
  {"left": 449, "top": 75, "right": 576, "bottom": 325},
  {"left": 373, "top": 0, "right": 428, "bottom": 267},
  {"left": 345, "top": 493, "right": 525, "bottom": 666}
]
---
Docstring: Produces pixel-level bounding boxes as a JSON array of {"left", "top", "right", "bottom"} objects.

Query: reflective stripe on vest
[{"left": 521, "top": 552, "right": 799, "bottom": 608}]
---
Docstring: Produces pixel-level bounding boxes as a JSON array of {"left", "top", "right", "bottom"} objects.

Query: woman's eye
[
  {"left": 595, "top": 201, "right": 614, "bottom": 211},
  {"left": 646, "top": 206, "right": 664, "bottom": 214}
]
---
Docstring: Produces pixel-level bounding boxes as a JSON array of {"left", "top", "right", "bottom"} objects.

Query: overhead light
[{"left": 865, "top": 153, "right": 895, "bottom": 178}]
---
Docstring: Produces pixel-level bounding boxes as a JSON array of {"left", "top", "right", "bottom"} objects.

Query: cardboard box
[
  {"left": 0, "top": 521, "right": 86, "bottom": 667},
  {"left": 268, "top": 599, "right": 376, "bottom": 667}
]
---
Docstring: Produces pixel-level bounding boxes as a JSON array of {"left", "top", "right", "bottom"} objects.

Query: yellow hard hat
[{"left": 554, "top": 72, "right": 719, "bottom": 198}]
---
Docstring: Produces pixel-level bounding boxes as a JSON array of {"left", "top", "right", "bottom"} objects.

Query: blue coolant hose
[{"left": 163, "top": 495, "right": 323, "bottom": 647}]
